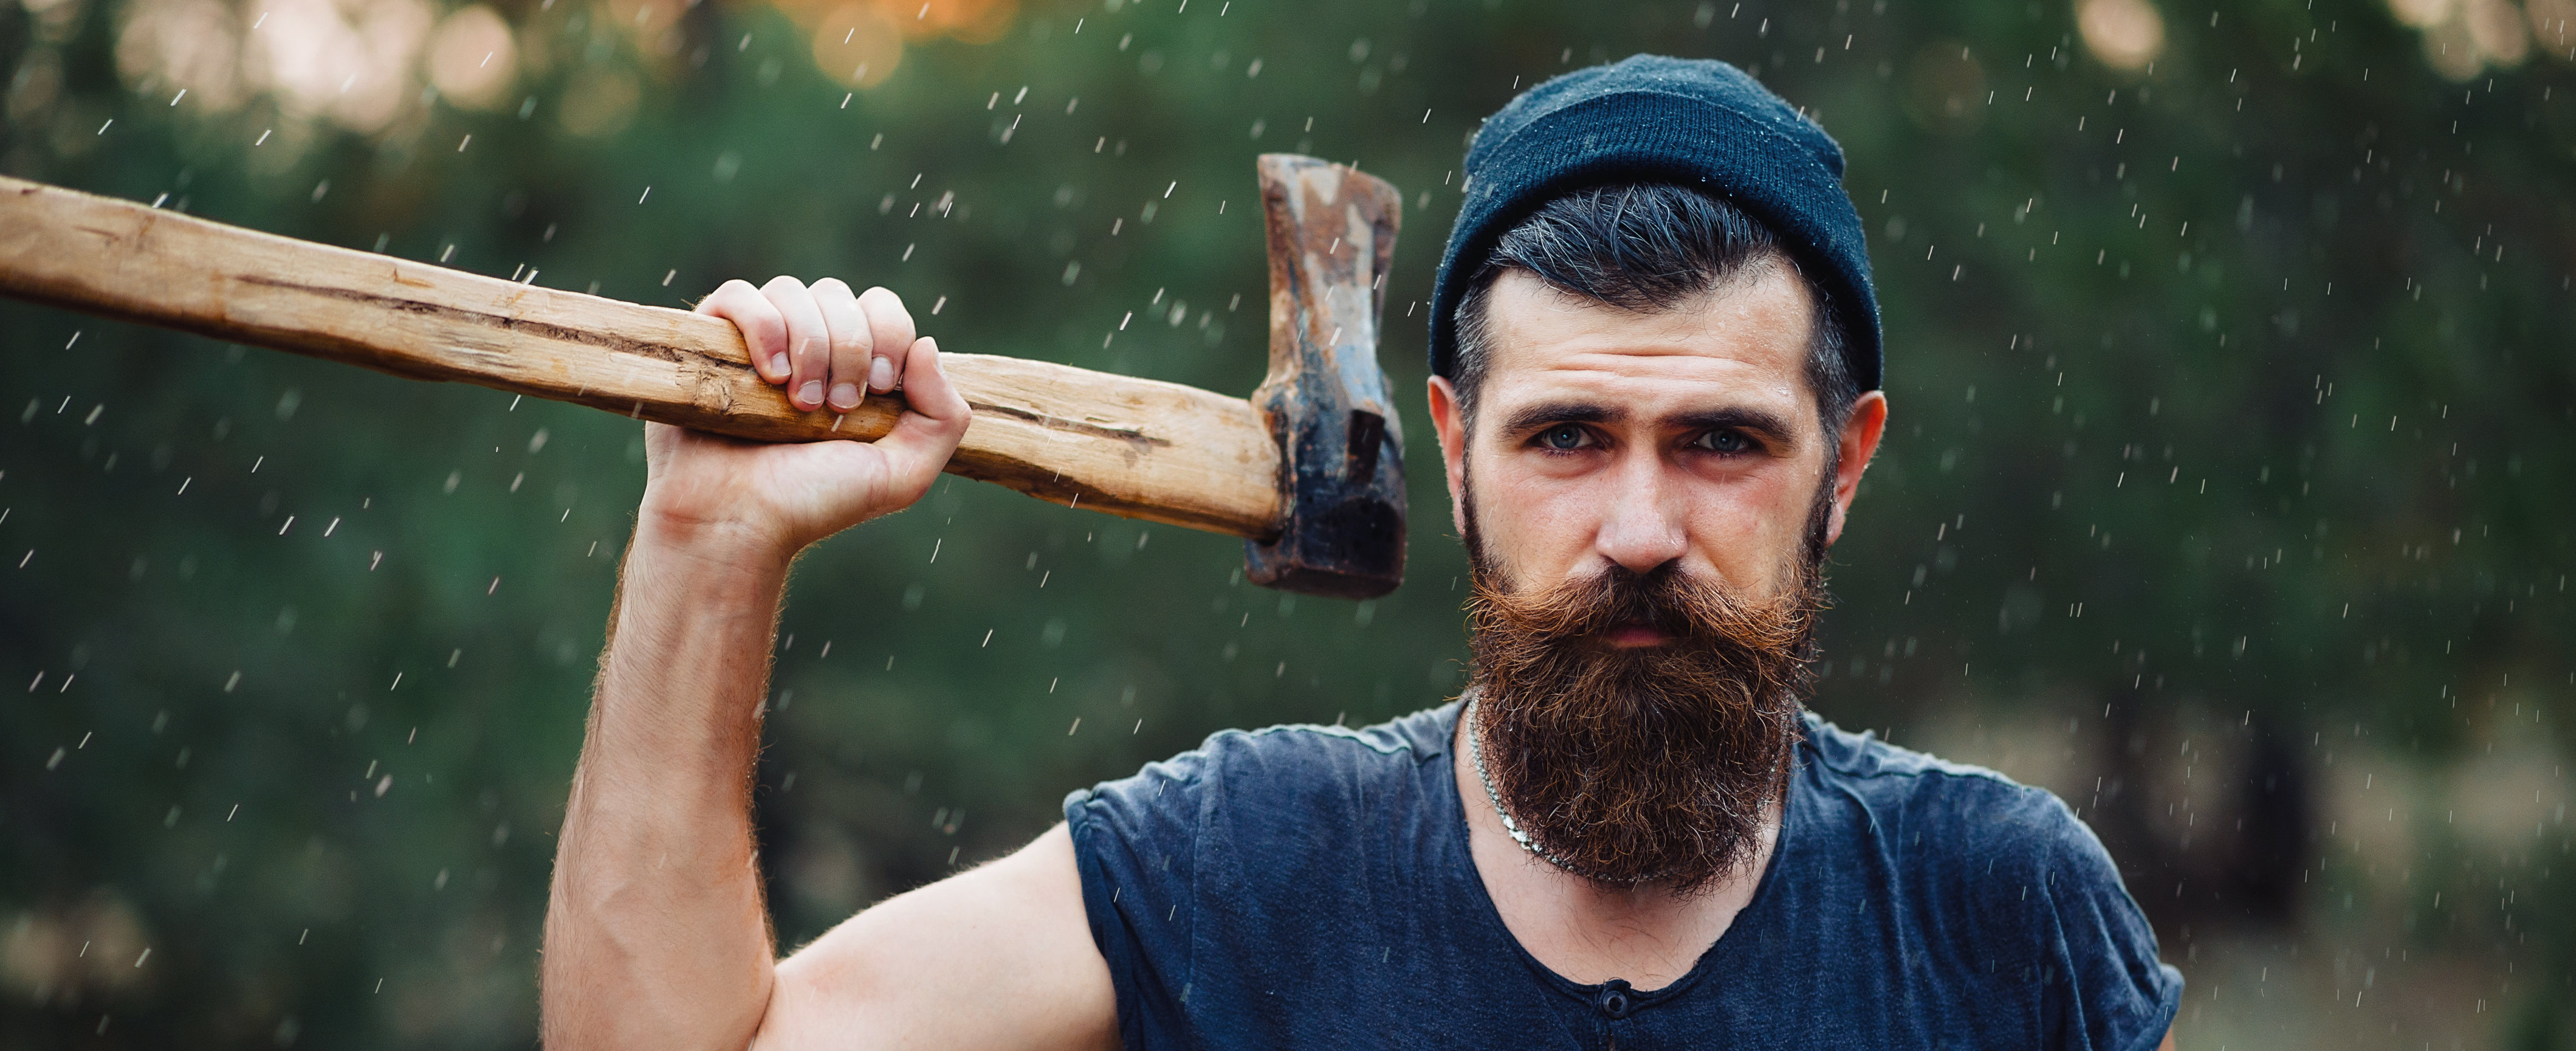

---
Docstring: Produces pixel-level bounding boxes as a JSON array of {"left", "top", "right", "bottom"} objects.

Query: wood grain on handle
[{"left": 0, "top": 176, "right": 1281, "bottom": 539}]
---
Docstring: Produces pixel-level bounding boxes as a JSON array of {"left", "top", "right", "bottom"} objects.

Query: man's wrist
[{"left": 630, "top": 508, "right": 802, "bottom": 583}]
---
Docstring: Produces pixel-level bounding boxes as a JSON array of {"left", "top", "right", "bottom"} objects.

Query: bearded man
[{"left": 541, "top": 56, "right": 2182, "bottom": 1050}]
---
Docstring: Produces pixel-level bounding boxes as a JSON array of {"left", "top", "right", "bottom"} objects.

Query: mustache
[{"left": 1469, "top": 559, "right": 1818, "bottom": 655}]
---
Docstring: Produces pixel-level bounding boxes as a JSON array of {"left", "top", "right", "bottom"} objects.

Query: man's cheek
[
  {"left": 1484, "top": 494, "right": 1579, "bottom": 576},
  {"left": 1696, "top": 489, "right": 1798, "bottom": 591}
]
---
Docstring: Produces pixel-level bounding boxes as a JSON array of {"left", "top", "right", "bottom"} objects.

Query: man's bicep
[{"left": 754, "top": 823, "right": 1118, "bottom": 1051}]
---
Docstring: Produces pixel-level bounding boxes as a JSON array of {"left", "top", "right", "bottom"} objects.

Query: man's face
[
  {"left": 1430, "top": 264, "right": 1884, "bottom": 607},
  {"left": 1428, "top": 263, "right": 1887, "bottom": 889}
]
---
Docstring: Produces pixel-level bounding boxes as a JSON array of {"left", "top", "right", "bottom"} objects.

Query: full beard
[{"left": 1463, "top": 483, "right": 1830, "bottom": 895}]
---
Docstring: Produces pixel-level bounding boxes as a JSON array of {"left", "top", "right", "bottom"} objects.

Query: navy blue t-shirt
[{"left": 1063, "top": 701, "right": 2182, "bottom": 1049}]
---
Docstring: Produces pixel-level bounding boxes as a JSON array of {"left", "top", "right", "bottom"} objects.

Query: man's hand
[{"left": 642, "top": 278, "right": 970, "bottom": 558}]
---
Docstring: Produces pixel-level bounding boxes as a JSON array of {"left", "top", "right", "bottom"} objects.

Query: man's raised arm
[{"left": 540, "top": 279, "right": 1116, "bottom": 1051}]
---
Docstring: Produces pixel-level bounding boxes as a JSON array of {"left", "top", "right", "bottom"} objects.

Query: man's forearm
[{"left": 543, "top": 520, "right": 792, "bottom": 1050}]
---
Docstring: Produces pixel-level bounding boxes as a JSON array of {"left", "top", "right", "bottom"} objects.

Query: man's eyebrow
[
  {"left": 1670, "top": 407, "right": 1799, "bottom": 447},
  {"left": 1497, "top": 401, "right": 1619, "bottom": 435}
]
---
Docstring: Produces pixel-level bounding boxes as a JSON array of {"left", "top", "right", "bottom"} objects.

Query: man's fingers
[
  {"left": 810, "top": 279, "right": 874, "bottom": 413},
  {"left": 704, "top": 278, "right": 917, "bottom": 412},
  {"left": 762, "top": 276, "right": 833, "bottom": 412},
  {"left": 873, "top": 336, "right": 971, "bottom": 503},
  {"left": 696, "top": 280, "right": 790, "bottom": 384},
  {"left": 856, "top": 286, "right": 918, "bottom": 395}
]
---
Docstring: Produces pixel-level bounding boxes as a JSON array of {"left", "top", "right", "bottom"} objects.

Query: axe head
[{"left": 1243, "top": 154, "right": 1406, "bottom": 599}]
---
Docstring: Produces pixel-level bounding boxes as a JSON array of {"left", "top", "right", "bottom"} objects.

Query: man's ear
[
  {"left": 1427, "top": 375, "right": 1471, "bottom": 540},
  {"left": 1823, "top": 391, "right": 1889, "bottom": 549}
]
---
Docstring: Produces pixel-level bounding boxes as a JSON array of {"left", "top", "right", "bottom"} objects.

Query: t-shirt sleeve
[
  {"left": 2028, "top": 794, "right": 2185, "bottom": 1051},
  {"left": 1062, "top": 746, "right": 1214, "bottom": 1049}
]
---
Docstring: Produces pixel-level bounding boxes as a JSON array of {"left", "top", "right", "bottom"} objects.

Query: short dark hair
[{"left": 1449, "top": 184, "right": 1858, "bottom": 441}]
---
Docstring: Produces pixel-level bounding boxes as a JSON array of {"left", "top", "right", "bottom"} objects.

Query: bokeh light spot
[
  {"left": 811, "top": 2, "right": 904, "bottom": 89},
  {"left": 427, "top": 5, "right": 518, "bottom": 111},
  {"left": 2076, "top": 0, "right": 2165, "bottom": 71}
]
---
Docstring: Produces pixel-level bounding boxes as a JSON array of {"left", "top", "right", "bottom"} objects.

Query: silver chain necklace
[{"left": 1462, "top": 698, "right": 1673, "bottom": 886}]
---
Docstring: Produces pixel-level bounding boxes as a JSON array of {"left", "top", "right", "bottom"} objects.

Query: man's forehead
[{"left": 1477, "top": 269, "right": 1816, "bottom": 421}]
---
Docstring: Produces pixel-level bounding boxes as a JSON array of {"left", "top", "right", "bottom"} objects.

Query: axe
[{"left": 0, "top": 154, "right": 1407, "bottom": 598}]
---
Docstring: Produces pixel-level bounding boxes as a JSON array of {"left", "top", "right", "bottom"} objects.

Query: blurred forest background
[{"left": 2, "top": 0, "right": 2571, "bottom": 1042}]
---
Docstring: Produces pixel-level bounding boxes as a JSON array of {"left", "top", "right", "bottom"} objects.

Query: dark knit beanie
[{"left": 1427, "top": 55, "right": 1881, "bottom": 392}]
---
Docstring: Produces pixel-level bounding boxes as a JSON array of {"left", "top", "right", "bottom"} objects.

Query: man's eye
[
  {"left": 1693, "top": 429, "right": 1750, "bottom": 453},
  {"left": 1539, "top": 425, "right": 1590, "bottom": 450}
]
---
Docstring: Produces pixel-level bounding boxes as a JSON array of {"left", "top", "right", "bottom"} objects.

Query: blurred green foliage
[{"left": 2, "top": 0, "right": 2572, "bottom": 1044}]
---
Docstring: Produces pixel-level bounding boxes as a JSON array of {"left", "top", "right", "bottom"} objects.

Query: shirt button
[{"left": 1597, "top": 979, "right": 1633, "bottom": 1019}]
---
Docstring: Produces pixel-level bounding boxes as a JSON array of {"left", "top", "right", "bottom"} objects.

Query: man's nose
[{"left": 1593, "top": 452, "right": 1688, "bottom": 575}]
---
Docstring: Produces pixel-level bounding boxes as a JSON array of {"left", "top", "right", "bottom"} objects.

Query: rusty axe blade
[
  {"left": 0, "top": 158, "right": 1406, "bottom": 596},
  {"left": 1243, "top": 155, "right": 1407, "bottom": 599}
]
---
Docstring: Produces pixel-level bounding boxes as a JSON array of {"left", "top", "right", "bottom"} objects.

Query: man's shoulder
[
  {"left": 1790, "top": 715, "right": 2182, "bottom": 1044},
  {"left": 1065, "top": 703, "right": 1455, "bottom": 822},
  {"left": 1799, "top": 711, "right": 2024, "bottom": 785},
  {"left": 1201, "top": 703, "right": 1456, "bottom": 772},
  {"left": 1795, "top": 712, "right": 2093, "bottom": 867},
  {"left": 1060, "top": 704, "right": 1460, "bottom": 931}
]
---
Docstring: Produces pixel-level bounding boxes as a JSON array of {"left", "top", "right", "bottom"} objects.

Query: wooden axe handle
[{"left": 0, "top": 176, "right": 1281, "bottom": 539}]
